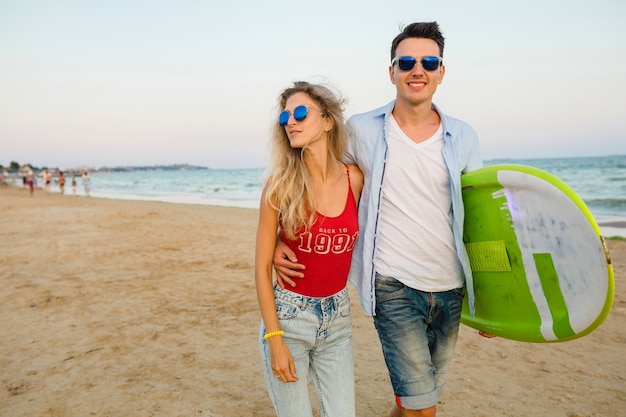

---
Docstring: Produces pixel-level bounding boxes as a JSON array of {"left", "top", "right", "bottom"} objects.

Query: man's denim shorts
[{"left": 373, "top": 273, "right": 464, "bottom": 410}]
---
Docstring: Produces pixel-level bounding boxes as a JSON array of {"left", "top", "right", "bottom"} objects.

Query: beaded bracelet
[{"left": 263, "top": 330, "right": 285, "bottom": 340}]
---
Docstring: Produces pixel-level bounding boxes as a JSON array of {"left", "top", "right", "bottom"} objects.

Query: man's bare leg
[{"left": 390, "top": 405, "right": 436, "bottom": 417}]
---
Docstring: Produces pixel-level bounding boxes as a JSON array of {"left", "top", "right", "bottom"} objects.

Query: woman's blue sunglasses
[
  {"left": 391, "top": 56, "right": 442, "bottom": 72},
  {"left": 279, "top": 105, "right": 322, "bottom": 126}
]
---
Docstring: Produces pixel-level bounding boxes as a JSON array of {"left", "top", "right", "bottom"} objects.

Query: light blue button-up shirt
[{"left": 344, "top": 100, "right": 483, "bottom": 316}]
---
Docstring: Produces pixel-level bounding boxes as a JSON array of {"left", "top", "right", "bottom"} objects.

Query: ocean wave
[{"left": 585, "top": 198, "right": 626, "bottom": 212}]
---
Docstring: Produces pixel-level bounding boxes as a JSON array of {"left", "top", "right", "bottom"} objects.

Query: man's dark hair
[{"left": 390, "top": 22, "right": 445, "bottom": 62}]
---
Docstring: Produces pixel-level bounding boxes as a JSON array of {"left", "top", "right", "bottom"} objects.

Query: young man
[{"left": 275, "top": 22, "right": 482, "bottom": 416}]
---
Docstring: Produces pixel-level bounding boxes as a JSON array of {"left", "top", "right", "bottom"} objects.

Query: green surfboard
[{"left": 461, "top": 165, "right": 614, "bottom": 342}]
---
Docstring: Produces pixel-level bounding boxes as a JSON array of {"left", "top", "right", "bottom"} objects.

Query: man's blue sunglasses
[
  {"left": 391, "top": 56, "right": 442, "bottom": 72},
  {"left": 279, "top": 105, "right": 322, "bottom": 127}
]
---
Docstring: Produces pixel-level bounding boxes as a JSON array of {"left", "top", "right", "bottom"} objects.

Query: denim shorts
[
  {"left": 259, "top": 284, "right": 355, "bottom": 417},
  {"left": 373, "top": 273, "right": 464, "bottom": 410}
]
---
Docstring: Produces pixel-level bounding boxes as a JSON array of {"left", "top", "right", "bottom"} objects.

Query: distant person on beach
[
  {"left": 57, "top": 171, "right": 66, "bottom": 195},
  {"left": 255, "top": 81, "right": 363, "bottom": 416},
  {"left": 43, "top": 170, "right": 52, "bottom": 194},
  {"left": 26, "top": 170, "right": 35, "bottom": 196},
  {"left": 274, "top": 22, "right": 483, "bottom": 417},
  {"left": 72, "top": 175, "right": 77, "bottom": 195},
  {"left": 81, "top": 171, "right": 91, "bottom": 197}
]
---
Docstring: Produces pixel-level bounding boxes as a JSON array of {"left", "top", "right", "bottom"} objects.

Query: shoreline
[
  {"left": 5, "top": 183, "right": 626, "bottom": 238},
  {"left": 1, "top": 186, "right": 625, "bottom": 416}
]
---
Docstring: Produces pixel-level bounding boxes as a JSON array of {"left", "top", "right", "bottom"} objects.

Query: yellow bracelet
[{"left": 263, "top": 330, "right": 285, "bottom": 340}]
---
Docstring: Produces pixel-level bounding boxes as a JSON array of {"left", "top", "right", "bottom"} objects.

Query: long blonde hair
[{"left": 263, "top": 81, "right": 347, "bottom": 240}]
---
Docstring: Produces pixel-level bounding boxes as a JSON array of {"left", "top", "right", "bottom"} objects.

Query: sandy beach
[{"left": 1, "top": 186, "right": 624, "bottom": 417}]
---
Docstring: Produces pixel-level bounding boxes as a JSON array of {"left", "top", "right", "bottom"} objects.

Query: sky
[{"left": 1, "top": 0, "right": 625, "bottom": 169}]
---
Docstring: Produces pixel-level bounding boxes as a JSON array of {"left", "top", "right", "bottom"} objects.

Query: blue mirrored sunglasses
[
  {"left": 279, "top": 105, "right": 322, "bottom": 126},
  {"left": 391, "top": 56, "right": 442, "bottom": 72}
]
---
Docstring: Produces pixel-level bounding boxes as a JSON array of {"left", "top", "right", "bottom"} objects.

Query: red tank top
[{"left": 280, "top": 166, "right": 359, "bottom": 297}]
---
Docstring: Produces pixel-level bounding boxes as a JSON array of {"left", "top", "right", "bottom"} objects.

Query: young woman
[{"left": 255, "top": 81, "right": 363, "bottom": 417}]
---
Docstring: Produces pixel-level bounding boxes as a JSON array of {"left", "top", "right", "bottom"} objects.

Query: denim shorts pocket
[
  {"left": 338, "top": 294, "right": 352, "bottom": 318},
  {"left": 275, "top": 297, "right": 300, "bottom": 320},
  {"left": 374, "top": 274, "right": 406, "bottom": 303},
  {"left": 451, "top": 287, "right": 465, "bottom": 300}
]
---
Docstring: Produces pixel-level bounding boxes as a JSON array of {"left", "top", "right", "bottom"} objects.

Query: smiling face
[
  {"left": 282, "top": 92, "right": 332, "bottom": 150},
  {"left": 389, "top": 37, "right": 445, "bottom": 108}
]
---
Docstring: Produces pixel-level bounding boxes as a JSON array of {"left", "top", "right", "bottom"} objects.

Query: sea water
[
  {"left": 89, "top": 167, "right": 265, "bottom": 209},
  {"left": 81, "top": 155, "right": 626, "bottom": 237}
]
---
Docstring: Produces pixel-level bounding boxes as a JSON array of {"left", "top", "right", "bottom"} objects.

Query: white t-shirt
[{"left": 375, "top": 115, "right": 463, "bottom": 291}]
